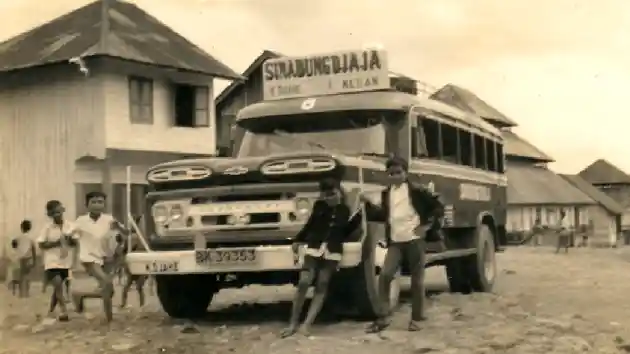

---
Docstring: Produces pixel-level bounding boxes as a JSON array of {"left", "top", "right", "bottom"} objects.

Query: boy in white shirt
[
  {"left": 72, "top": 191, "right": 127, "bottom": 323},
  {"left": 361, "top": 156, "right": 444, "bottom": 333},
  {"left": 37, "top": 200, "right": 79, "bottom": 321}
]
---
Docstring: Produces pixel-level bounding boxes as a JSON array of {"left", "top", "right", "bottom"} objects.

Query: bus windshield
[{"left": 236, "top": 110, "right": 393, "bottom": 158}]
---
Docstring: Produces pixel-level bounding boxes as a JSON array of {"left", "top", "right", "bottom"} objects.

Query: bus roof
[{"left": 236, "top": 91, "right": 503, "bottom": 141}]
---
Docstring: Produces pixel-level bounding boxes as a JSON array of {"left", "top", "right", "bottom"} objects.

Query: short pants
[
  {"left": 303, "top": 254, "right": 339, "bottom": 271},
  {"left": 45, "top": 268, "right": 69, "bottom": 282}
]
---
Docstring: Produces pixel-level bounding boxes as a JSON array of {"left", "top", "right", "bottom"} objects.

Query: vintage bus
[{"left": 126, "top": 49, "right": 508, "bottom": 319}]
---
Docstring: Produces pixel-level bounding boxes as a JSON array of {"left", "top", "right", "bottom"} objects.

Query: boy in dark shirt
[{"left": 281, "top": 178, "right": 351, "bottom": 338}]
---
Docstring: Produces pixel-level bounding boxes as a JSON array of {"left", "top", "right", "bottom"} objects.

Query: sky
[{"left": 1, "top": 0, "right": 629, "bottom": 174}]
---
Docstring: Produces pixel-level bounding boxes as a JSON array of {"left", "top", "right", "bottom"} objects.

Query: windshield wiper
[{"left": 273, "top": 130, "right": 327, "bottom": 150}]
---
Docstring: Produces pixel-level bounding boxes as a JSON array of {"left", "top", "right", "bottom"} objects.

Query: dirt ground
[{"left": 3, "top": 247, "right": 630, "bottom": 353}]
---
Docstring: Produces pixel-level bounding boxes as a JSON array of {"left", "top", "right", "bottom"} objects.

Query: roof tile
[
  {"left": 430, "top": 84, "right": 517, "bottom": 128},
  {"left": 0, "top": 0, "right": 241, "bottom": 79},
  {"left": 559, "top": 174, "right": 624, "bottom": 215},
  {"left": 503, "top": 130, "right": 554, "bottom": 162},
  {"left": 507, "top": 163, "right": 595, "bottom": 205},
  {"left": 578, "top": 159, "right": 630, "bottom": 185}
]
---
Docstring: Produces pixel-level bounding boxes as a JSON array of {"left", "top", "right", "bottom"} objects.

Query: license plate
[
  {"left": 195, "top": 249, "right": 257, "bottom": 265},
  {"left": 145, "top": 260, "right": 179, "bottom": 273}
]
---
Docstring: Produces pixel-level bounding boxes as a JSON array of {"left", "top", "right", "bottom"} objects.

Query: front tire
[
  {"left": 346, "top": 222, "right": 400, "bottom": 319},
  {"left": 155, "top": 274, "right": 217, "bottom": 319}
]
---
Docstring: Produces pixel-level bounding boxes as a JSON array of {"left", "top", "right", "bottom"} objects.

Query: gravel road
[{"left": 3, "top": 247, "right": 630, "bottom": 353}]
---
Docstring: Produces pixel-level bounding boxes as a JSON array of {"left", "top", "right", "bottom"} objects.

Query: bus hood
[{"left": 146, "top": 151, "right": 383, "bottom": 184}]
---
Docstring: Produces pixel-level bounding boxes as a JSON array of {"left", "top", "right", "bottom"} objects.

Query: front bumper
[{"left": 126, "top": 242, "right": 363, "bottom": 275}]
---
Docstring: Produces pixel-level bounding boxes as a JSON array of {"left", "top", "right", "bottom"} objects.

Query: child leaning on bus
[{"left": 281, "top": 178, "right": 351, "bottom": 338}]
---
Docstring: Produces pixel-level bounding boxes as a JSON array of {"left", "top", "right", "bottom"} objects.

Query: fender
[{"left": 476, "top": 210, "right": 500, "bottom": 251}]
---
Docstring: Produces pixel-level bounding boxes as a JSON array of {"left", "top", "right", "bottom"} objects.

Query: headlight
[
  {"left": 170, "top": 205, "right": 183, "bottom": 221},
  {"left": 294, "top": 198, "right": 312, "bottom": 220},
  {"left": 153, "top": 205, "right": 168, "bottom": 224}
]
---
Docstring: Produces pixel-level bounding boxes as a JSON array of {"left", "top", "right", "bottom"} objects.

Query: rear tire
[
  {"left": 155, "top": 274, "right": 217, "bottom": 319},
  {"left": 446, "top": 224, "right": 496, "bottom": 293}
]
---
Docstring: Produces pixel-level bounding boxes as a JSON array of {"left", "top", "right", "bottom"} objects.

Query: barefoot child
[
  {"left": 37, "top": 200, "right": 78, "bottom": 321},
  {"left": 281, "top": 178, "right": 351, "bottom": 338},
  {"left": 10, "top": 220, "right": 36, "bottom": 298},
  {"left": 72, "top": 191, "right": 128, "bottom": 323}
]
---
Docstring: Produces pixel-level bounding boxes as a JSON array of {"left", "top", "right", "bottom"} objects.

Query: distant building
[
  {"left": 430, "top": 84, "right": 596, "bottom": 238},
  {"left": 578, "top": 159, "right": 630, "bottom": 231},
  {"left": 505, "top": 163, "right": 595, "bottom": 244},
  {"left": 430, "top": 84, "right": 518, "bottom": 129},
  {"left": 0, "top": 0, "right": 240, "bottom": 250},
  {"left": 560, "top": 174, "right": 623, "bottom": 247}
]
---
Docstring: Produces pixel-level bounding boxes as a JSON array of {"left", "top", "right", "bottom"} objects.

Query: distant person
[
  {"left": 281, "top": 178, "right": 351, "bottom": 338},
  {"left": 532, "top": 216, "right": 543, "bottom": 246},
  {"left": 9, "top": 220, "right": 36, "bottom": 298},
  {"left": 37, "top": 200, "right": 78, "bottom": 321},
  {"left": 555, "top": 211, "right": 571, "bottom": 254}
]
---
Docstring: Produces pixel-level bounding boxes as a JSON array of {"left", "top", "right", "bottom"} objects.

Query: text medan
[{"left": 264, "top": 50, "right": 383, "bottom": 81}]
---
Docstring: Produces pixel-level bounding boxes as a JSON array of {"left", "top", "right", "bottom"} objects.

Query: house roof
[
  {"left": 0, "top": 0, "right": 241, "bottom": 80},
  {"left": 215, "top": 50, "right": 283, "bottom": 107},
  {"left": 578, "top": 159, "right": 630, "bottom": 185},
  {"left": 503, "top": 130, "right": 554, "bottom": 162},
  {"left": 559, "top": 174, "right": 624, "bottom": 215},
  {"left": 430, "top": 84, "right": 517, "bottom": 128},
  {"left": 507, "top": 163, "right": 595, "bottom": 206}
]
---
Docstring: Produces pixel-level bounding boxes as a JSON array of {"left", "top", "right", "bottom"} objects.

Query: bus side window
[
  {"left": 473, "top": 134, "right": 487, "bottom": 170},
  {"left": 411, "top": 115, "right": 428, "bottom": 158},
  {"left": 459, "top": 130, "right": 474, "bottom": 167},
  {"left": 487, "top": 140, "right": 497, "bottom": 171},
  {"left": 420, "top": 116, "right": 441, "bottom": 158},
  {"left": 441, "top": 123, "right": 459, "bottom": 164},
  {"left": 497, "top": 143, "right": 505, "bottom": 173}
]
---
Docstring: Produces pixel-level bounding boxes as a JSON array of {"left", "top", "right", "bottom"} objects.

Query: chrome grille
[
  {"left": 147, "top": 166, "right": 211, "bottom": 182},
  {"left": 261, "top": 158, "right": 335, "bottom": 175}
]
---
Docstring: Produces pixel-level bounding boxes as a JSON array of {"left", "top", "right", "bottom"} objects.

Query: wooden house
[
  {"left": 579, "top": 159, "right": 630, "bottom": 232},
  {"left": 560, "top": 174, "right": 623, "bottom": 247},
  {"left": 0, "top": 0, "right": 241, "bottom": 253}
]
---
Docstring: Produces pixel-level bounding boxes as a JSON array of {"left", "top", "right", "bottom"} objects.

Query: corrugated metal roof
[
  {"left": 0, "top": 0, "right": 241, "bottom": 79},
  {"left": 507, "top": 163, "right": 595, "bottom": 205},
  {"left": 559, "top": 174, "right": 624, "bottom": 215},
  {"left": 430, "top": 84, "right": 517, "bottom": 128},
  {"left": 578, "top": 159, "right": 630, "bottom": 185},
  {"left": 503, "top": 130, "right": 554, "bottom": 162}
]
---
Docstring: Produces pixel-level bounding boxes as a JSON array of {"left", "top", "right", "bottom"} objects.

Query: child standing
[
  {"left": 37, "top": 200, "right": 78, "bottom": 321},
  {"left": 10, "top": 220, "right": 36, "bottom": 298},
  {"left": 281, "top": 178, "right": 351, "bottom": 338}
]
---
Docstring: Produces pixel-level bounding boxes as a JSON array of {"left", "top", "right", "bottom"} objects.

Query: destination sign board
[{"left": 262, "top": 49, "right": 389, "bottom": 101}]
